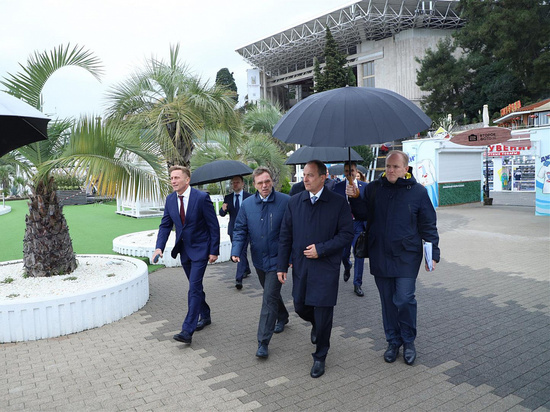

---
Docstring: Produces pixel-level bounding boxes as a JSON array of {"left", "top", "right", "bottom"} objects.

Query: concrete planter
[{"left": 0, "top": 255, "right": 149, "bottom": 343}]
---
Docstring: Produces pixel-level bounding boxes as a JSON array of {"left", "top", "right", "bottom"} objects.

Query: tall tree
[
  {"left": 106, "top": 45, "right": 240, "bottom": 168},
  {"left": 313, "top": 27, "right": 356, "bottom": 92},
  {"left": 2, "top": 45, "right": 168, "bottom": 277},
  {"left": 416, "top": 0, "right": 550, "bottom": 123},
  {"left": 215, "top": 68, "right": 238, "bottom": 104}
]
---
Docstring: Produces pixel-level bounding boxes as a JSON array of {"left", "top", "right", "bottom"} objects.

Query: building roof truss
[{"left": 236, "top": 1, "right": 463, "bottom": 77}]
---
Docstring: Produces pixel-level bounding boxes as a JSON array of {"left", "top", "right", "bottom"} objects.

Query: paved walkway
[{"left": 1, "top": 200, "right": 549, "bottom": 411}]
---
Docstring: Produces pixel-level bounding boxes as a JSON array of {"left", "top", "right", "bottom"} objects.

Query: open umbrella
[
  {"left": 189, "top": 160, "right": 253, "bottom": 186},
  {"left": 285, "top": 146, "right": 363, "bottom": 165},
  {"left": 0, "top": 91, "right": 50, "bottom": 157},
  {"left": 328, "top": 164, "right": 367, "bottom": 176},
  {"left": 273, "top": 87, "right": 431, "bottom": 195},
  {"left": 273, "top": 87, "right": 432, "bottom": 147}
]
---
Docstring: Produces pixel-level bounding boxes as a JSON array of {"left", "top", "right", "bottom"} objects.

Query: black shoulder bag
[{"left": 354, "top": 182, "right": 377, "bottom": 259}]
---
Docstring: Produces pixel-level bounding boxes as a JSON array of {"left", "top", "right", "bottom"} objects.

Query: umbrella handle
[{"left": 347, "top": 176, "right": 359, "bottom": 198}]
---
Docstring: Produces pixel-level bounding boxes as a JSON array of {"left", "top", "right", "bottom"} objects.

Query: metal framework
[{"left": 236, "top": 0, "right": 464, "bottom": 77}]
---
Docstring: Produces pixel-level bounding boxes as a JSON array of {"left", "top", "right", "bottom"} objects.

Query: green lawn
[{"left": 0, "top": 200, "right": 162, "bottom": 262}]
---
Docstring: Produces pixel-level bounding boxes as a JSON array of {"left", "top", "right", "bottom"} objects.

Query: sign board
[{"left": 451, "top": 127, "right": 512, "bottom": 146}]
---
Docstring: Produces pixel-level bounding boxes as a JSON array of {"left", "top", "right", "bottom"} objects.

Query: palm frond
[{"left": 1, "top": 44, "right": 103, "bottom": 110}]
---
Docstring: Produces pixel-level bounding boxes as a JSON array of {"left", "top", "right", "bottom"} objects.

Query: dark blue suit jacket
[
  {"left": 219, "top": 191, "right": 251, "bottom": 237},
  {"left": 156, "top": 188, "right": 220, "bottom": 261},
  {"left": 333, "top": 179, "right": 367, "bottom": 221}
]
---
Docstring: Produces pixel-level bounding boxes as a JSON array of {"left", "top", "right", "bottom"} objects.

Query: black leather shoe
[
  {"left": 343, "top": 267, "right": 351, "bottom": 282},
  {"left": 354, "top": 285, "right": 364, "bottom": 297},
  {"left": 403, "top": 342, "right": 416, "bottom": 365},
  {"left": 384, "top": 343, "right": 401, "bottom": 363},
  {"left": 236, "top": 280, "right": 243, "bottom": 290},
  {"left": 310, "top": 326, "right": 317, "bottom": 344},
  {"left": 195, "top": 318, "right": 211, "bottom": 331},
  {"left": 173, "top": 331, "right": 192, "bottom": 344},
  {"left": 274, "top": 319, "right": 288, "bottom": 334},
  {"left": 310, "top": 360, "right": 325, "bottom": 378},
  {"left": 243, "top": 269, "right": 251, "bottom": 278},
  {"left": 256, "top": 343, "right": 268, "bottom": 358}
]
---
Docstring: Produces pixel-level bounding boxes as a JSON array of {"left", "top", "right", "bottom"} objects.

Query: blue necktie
[
  {"left": 234, "top": 193, "right": 240, "bottom": 215},
  {"left": 311, "top": 195, "right": 318, "bottom": 205}
]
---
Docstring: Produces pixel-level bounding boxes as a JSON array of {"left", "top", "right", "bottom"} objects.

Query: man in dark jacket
[
  {"left": 347, "top": 150, "right": 440, "bottom": 366},
  {"left": 333, "top": 162, "right": 368, "bottom": 296},
  {"left": 278, "top": 160, "right": 354, "bottom": 378},
  {"left": 231, "top": 167, "right": 290, "bottom": 359},
  {"left": 219, "top": 175, "right": 252, "bottom": 289}
]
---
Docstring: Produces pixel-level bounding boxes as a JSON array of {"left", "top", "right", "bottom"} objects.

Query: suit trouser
[
  {"left": 181, "top": 259, "right": 210, "bottom": 334},
  {"left": 230, "top": 234, "right": 250, "bottom": 282},
  {"left": 341, "top": 220, "right": 366, "bottom": 286},
  {"left": 374, "top": 276, "right": 417, "bottom": 345},
  {"left": 256, "top": 268, "right": 289, "bottom": 344},
  {"left": 294, "top": 301, "right": 333, "bottom": 362}
]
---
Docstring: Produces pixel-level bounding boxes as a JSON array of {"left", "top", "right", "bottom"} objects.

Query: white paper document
[{"left": 423, "top": 241, "right": 433, "bottom": 271}]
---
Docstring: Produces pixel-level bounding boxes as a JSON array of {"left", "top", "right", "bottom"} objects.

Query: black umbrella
[
  {"left": 273, "top": 87, "right": 432, "bottom": 147},
  {"left": 285, "top": 146, "right": 363, "bottom": 165},
  {"left": 273, "top": 87, "right": 431, "bottom": 195},
  {"left": 189, "top": 160, "right": 253, "bottom": 186},
  {"left": 328, "top": 164, "right": 367, "bottom": 176},
  {"left": 0, "top": 92, "right": 50, "bottom": 157}
]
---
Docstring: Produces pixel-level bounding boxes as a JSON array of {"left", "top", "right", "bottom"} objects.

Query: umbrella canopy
[
  {"left": 273, "top": 87, "right": 432, "bottom": 147},
  {"left": 285, "top": 146, "right": 363, "bottom": 165},
  {"left": 189, "top": 160, "right": 253, "bottom": 186},
  {"left": 0, "top": 91, "right": 50, "bottom": 157},
  {"left": 328, "top": 164, "right": 367, "bottom": 176}
]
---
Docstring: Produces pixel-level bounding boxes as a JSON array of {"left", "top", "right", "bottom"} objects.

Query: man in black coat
[
  {"left": 347, "top": 151, "right": 440, "bottom": 366},
  {"left": 219, "top": 175, "right": 252, "bottom": 289},
  {"left": 278, "top": 160, "right": 354, "bottom": 378}
]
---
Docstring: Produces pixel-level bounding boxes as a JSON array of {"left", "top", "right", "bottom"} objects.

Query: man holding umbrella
[
  {"left": 219, "top": 175, "right": 252, "bottom": 290},
  {"left": 277, "top": 160, "right": 354, "bottom": 378},
  {"left": 333, "top": 161, "right": 367, "bottom": 296}
]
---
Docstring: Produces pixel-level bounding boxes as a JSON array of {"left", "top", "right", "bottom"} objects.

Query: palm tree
[
  {"left": 1, "top": 45, "right": 169, "bottom": 277},
  {"left": 241, "top": 100, "right": 292, "bottom": 187},
  {"left": 105, "top": 44, "right": 239, "bottom": 168}
]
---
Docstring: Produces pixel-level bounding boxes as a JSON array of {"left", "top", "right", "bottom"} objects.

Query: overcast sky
[{"left": 1, "top": 0, "right": 350, "bottom": 119}]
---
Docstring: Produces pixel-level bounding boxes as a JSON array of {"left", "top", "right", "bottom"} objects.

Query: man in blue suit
[
  {"left": 333, "top": 162, "right": 367, "bottom": 297},
  {"left": 277, "top": 160, "right": 354, "bottom": 378},
  {"left": 220, "top": 176, "right": 252, "bottom": 289},
  {"left": 153, "top": 165, "right": 220, "bottom": 345}
]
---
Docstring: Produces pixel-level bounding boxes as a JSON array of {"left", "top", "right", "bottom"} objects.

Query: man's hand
[
  {"left": 425, "top": 260, "right": 437, "bottom": 272},
  {"left": 345, "top": 184, "right": 356, "bottom": 197},
  {"left": 304, "top": 244, "right": 318, "bottom": 259},
  {"left": 152, "top": 248, "right": 163, "bottom": 263},
  {"left": 221, "top": 203, "right": 228, "bottom": 212},
  {"left": 209, "top": 255, "right": 218, "bottom": 264},
  {"left": 277, "top": 272, "right": 287, "bottom": 284},
  {"left": 231, "top": 256, "right": 240, "bottom": 263}
]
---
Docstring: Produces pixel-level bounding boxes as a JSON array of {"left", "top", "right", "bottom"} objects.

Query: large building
[{"left": 236, "top": 0, "right": 464, "bottom": 109}]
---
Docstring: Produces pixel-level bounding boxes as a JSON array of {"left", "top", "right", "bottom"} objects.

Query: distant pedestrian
[
  {"left": 220, "top": 175, "right": 252, "bottom": 289},
  {"left": 333, "top": 162, "right": 367, "bottom": 297}
]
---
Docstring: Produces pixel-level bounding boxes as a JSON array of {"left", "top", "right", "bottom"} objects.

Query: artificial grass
[{"left": 0, "top": 199, "right": 162, "bottom": 262}]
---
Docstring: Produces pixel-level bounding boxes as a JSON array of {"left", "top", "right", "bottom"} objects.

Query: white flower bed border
[{"left": 0, "top": 255, "right": 148, "bottom": 343}]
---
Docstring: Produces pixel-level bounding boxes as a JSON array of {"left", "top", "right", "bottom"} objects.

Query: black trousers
[{"left": 294, "top": 301, "right": 333, "bottom": 362}]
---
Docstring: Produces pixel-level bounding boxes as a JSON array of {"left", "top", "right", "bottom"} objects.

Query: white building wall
[{"left": 359, "top": 29, "right": 454, "bottom": 105}]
